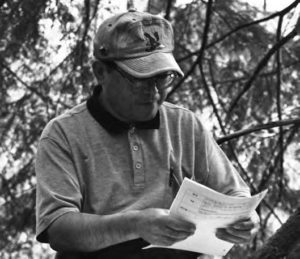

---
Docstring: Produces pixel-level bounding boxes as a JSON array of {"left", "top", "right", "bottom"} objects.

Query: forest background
[{"left": 0, "top": 0, "right": 300, "bottom": 258}]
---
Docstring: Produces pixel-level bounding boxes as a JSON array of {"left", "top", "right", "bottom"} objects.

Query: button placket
[{"left": 128, "top": 128, "right": 145, "bottom": 187}]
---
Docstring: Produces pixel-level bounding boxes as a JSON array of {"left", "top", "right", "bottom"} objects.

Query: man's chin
[{"left": 134, "top": 109, "right": 158, "bottom": 122}]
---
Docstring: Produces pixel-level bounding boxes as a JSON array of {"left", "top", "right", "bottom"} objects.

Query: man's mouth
[
  {"left": 138, "top": 101, "right": 156, "bottom": 106},
  {"left": 137, "top": 98, "right": 157, "bottom": 104}
]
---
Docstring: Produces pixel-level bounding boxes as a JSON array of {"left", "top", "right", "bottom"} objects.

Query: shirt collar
[{"left": 86, "top": 86, "right": 160, "bottom": 134}]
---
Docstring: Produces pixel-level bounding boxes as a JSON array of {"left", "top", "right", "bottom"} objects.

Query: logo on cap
[{"left": 144, "top": 32, "right": 165, "bottom": 52}]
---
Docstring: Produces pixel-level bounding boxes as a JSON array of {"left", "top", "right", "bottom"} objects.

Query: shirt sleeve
[
  {"left": 194, "top": 118, "right": 251, "bottom": 197},
  {"left": 35, "top": 129, "right": 82, "bottom": 243}
]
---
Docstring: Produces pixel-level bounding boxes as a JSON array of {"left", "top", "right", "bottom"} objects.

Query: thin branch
[
  {"left": 196, "top": 0, "right": 223, "bottom": 131},
  {"left": 212, "top": 61, "right": 300, "bottom": 86},
  {"left": 259, "top": 125, "right": 297, "bottom": 232},
  {"left": 0, "top": 110, "right": 17, "bottom": 145},
  {"left": 127, "top": 0, "right": 134, "bottom": 10},
  {"left": 207, "top": 59, "right": 226, "bottom": 111},
  {"left": 199, "top": 65, "right": 226, "bottom": 134},
  {"left": 200, "top": 63, "right": 281, "bottom": 223},
  {"left": 276, "top": 15, "right": 284, "bottom": 203},
  {"left": 39, "top": 50, "right": 75, "bottom": 83},
  {"left": 237, "top": 127, "right": 298, "bottom": 227},
  {"left": 164, "top": 0, "right": 174, "bottom": 21},
  {"left": 227, "top": 28, "right": 297, "bottom": 114},
  {"left": 223, "top": 141, "right": 284, "bottom": 226},
  {"left": 217, "top": 118, "right": 300, "bottom": 144},
  {"left": 79, "top": 0, "right": 91, "bottom": 67},
  {"left": 168, "top": 0, "right": 214, "bottom": 98},
  {"left": 40, "top": 0, "right": 100, "bottom": 85},
  {"left": 199, "top": 46, "right": 283, "bottom": 227},
  {"left": 208, "top": 0, "right": 299, "bottom": 49},
  {"left": 258, "top": 126, "right": 298, "bottom": 192},
  {"left": 178, "top": 0, "right": 300, "bottom": 62},
  {"left": 0, "top": 58, "right": 51, "bottom": 104}
]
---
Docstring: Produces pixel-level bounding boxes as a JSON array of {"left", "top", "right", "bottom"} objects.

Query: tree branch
[
  {"left": 227, "top": 28, "right": 297, "bottom": 114},
  {"left": 275, "top": 15, "right": 284, "bottom": 203},
  {"left": 164, "top": 0, "right": 174, "bottom": 21},
  {"left": 217, "top": 118, "right": 300, "bottom": 144},
  {"left": 168, "top": 0, "right": 214, "bottom": 98},
  {"left": 178, "top": 0, "right": 300, "bottom": 62},
  {"left": 252, "top": 207, "right": 300, "bottom": 259},
  {"left": 258, "top": 125, "right": 298, "bottom": 194},
  {"left": 199, "top": 48, "right": 284, "bottom": 227},
  {"left": 0, "top": 57, "right": 51, "bottom": 104}
]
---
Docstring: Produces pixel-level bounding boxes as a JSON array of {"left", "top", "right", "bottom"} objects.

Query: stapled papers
[{"left": 145, "top": 177, "right": 267, "bottom": 256}]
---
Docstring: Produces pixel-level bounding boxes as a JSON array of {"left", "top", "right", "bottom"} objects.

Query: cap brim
[{"left": 115, "top": 52, "right": 184, "bottom": 78}]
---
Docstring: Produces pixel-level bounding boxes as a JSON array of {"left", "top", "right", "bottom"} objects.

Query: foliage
[
  {"left": 171, "top": 0, "right": 300, "bottom": 258},
  {"left": 0, "top": 0, "right": 300, "bottom": 258}
]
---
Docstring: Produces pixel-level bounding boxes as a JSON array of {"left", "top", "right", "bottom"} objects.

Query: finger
[
  {"left": 216, "top": 228, "right": 250, "bottom": 244},
  {"left": 226, "top": 227, "right": 252, "bottom": 241},
  {"left": 154, "top": 233, "right": 187, "bottom": 246},
  {"left": 152, "top": 236, "right": 175, "bottom": 246},
  {"left": 147, "top": 227, "right": 179, "bottom": 246},
  {"left": 167, "top": 219, "right": 196, "bottom": 233},
  {"left": 231, "top": 217, "right": 252, "bottom": 225},
  {"left": 230, "top": 220, "right": 255, "bottom": 231},
  {"left": 232, "top": 217, "right": 252, "bottom": 223},
  {"left": 234, "top": 215, "right": 259, "bottom": 225},
  {"left": 163, "top": 227, "right": 184, "bottom": 238},
  {"left": 228, "top": 223, "right": 259, "bottom": 241},
  {"left": 163, "top": 226, "right": 194, "bottom": 240}
]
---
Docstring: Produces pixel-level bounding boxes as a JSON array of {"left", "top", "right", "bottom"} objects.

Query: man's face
[{"left": 99, "top": 63, "right": 174, "bottom": 123}]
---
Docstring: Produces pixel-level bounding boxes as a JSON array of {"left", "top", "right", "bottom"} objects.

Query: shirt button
[
  {"left": 135, "top": 163, "right": 142, "bottom": 169},
  {"left": 133, "top": 145, "right": 139, "bottom": 151}
]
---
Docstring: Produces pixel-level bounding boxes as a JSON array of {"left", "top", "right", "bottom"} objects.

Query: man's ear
[{"left": 92, "top": 60, "right": 107, "bottom": 83}]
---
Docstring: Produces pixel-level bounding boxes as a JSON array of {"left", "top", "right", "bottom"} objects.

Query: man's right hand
[{"left": 135, "top": 208, "right": 196, "bottom": 246}]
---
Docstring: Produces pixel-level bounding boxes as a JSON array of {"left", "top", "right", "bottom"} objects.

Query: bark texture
[{"left": 253, "top": 207, "right": 300, "bottom": 259}]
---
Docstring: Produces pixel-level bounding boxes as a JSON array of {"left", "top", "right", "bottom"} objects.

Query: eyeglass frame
[{"left": 103, "top": 61, "right": 178, "bottom": 92}]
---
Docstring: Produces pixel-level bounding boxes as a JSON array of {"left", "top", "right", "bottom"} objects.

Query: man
[{"left": 35, "top": 10, "right": 258, "bottom": 259}]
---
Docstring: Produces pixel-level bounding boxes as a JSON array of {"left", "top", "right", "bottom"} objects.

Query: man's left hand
[{"left": 215, "top": 212, "right": 260, "bottom": 244}]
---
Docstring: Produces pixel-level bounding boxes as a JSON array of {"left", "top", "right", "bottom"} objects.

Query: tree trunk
[{"left": 252, "top": 207, "right": 300, "bottom": 259}]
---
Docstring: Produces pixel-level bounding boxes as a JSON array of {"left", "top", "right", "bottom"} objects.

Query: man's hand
[
  {"left": 215, "top": 212, "right": 260, "bottom": 244},
  {"left": 135, "top": 208, "right": 196, "bottom": 246}
]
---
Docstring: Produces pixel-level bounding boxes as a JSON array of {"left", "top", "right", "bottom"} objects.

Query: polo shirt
[{"left": 35, "top": 91, "right": 250, "bottom": 258}]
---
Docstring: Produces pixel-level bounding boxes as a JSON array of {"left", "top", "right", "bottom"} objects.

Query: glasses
[{"left": 114, "top": 65, "right": 177, "bottom": 92}]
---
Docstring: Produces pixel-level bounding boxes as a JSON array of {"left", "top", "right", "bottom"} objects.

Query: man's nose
[{"left": 143, "top": 79, "right": 158, "bottom": 93}]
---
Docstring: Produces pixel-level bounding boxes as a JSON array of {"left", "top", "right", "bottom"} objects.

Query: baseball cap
[{"left": 93, "top": 9, "right": 184, "bottom": 78}]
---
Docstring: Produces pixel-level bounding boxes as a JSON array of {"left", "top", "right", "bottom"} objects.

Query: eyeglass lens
[{"left": 116, "top": 66, "right": 176, "bottom": 88}]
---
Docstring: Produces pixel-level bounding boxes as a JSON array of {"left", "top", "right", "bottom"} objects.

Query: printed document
[{"left": 145, "top": 177, "right": 267, "bottom": 256}]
